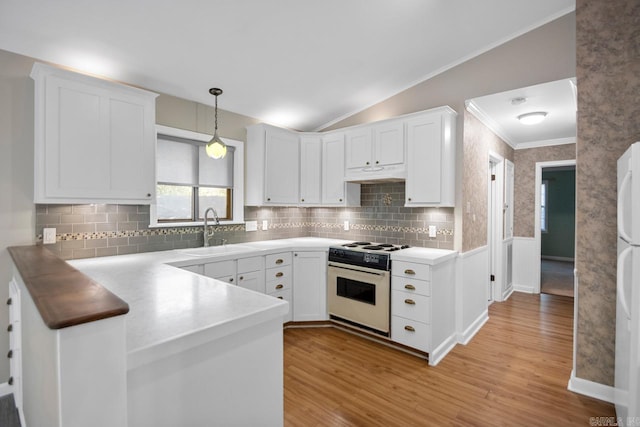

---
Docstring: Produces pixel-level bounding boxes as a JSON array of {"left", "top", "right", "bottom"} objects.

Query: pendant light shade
[{"left": 206, "top": 88, "right": 227, "bottom": 159}]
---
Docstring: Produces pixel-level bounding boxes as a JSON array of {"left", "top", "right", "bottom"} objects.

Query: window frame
[{"left": 150, "top": 125, "right": 244, "bottom": 227}]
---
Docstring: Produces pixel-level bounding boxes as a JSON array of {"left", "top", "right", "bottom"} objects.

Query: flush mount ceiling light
[
  {"left": 205, "top": 88, "right": 227, "bottom": 159},
  {"left": 517, "top": 111, "right": 548, "bottom": 125}
]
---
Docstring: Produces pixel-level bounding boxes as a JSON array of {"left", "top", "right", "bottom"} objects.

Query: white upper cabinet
[
  {"left": 322, "top": 132, "right": 360, "bottom": 206},
  {"left": 299, "top": 135, "right": 322, "bottom": 205},
  {"left": 246, "top": 124, "right": 300, "bottom": 205},
  {"left": 405, "top": 107, "right": 457, "bottom": 207},
  {"left": 345, "top": 119, "right": 405, "bottom": 181},
  {"left": 30, "top": 62, "right": 157, "bottom": 205}
]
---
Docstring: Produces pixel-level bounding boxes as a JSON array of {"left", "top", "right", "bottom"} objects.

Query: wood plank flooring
[{"left": 284, "top": 292, "right": 615, "bottom": 426}]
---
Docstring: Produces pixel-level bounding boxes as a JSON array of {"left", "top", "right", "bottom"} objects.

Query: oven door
[{"left": 327, "top": 261, "right": 390, "bottom": 334}]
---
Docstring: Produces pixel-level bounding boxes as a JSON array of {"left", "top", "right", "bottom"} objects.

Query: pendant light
[{"left": 206, "top": 87, "right": 227, "bottom": 159}]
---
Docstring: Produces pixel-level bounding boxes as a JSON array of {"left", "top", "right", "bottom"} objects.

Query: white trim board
[{"left": 568, "top": 370, "right": 615, "bottom": 404}]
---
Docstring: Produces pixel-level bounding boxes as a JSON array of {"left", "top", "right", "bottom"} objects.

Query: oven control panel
[{"left": 328, "top": 248, "right": 390, "bottom": 270}]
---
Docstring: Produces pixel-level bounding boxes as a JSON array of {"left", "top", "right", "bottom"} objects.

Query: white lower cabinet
[
  {"left": 292, "top": 251, "right": 328, "bottom": 322},
  {"left": 237, "top": 256, "right": 265, "bottom": 293},
  {"left": 204, "top": 260, "right": 236, "bottom": 285},
  {"left": 390, "top": 258, "right": 456, "bottom": 365}
]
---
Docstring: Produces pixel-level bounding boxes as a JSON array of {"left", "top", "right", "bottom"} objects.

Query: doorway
[{"left": 534, "top": 160, "right": 576, "bottom": 296}]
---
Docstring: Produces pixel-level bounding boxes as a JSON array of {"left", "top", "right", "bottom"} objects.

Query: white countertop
[
  {"left": 69, "top": 237, "right": 349, "bottom": 368},
  {"left": 69, "top": 237, "right": 456, "bottom": 367}
]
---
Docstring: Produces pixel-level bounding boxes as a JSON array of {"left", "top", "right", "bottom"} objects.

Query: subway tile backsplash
[{"left": 36, "top": 183, "right": 454, "bottom": 260}]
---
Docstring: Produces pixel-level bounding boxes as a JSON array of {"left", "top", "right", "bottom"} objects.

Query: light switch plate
[
  {"left": 262, "top": 220, "right": 268, "bottom": 231},
  {"left": 43, "top": 228, "right": 56, "bottom": 244},
  {"left": 245, "top": 221, "right": 258, "bottom": 232},
  {"left": 428, "top": 225, "right": 437, "bottom": 238}
]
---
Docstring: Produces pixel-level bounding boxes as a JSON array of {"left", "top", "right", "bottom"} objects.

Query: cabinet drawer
[
  {"left": 270, "top": 288, "right": 292, "bottom": 323},
  {"left": 265, "top": 276, "right": 291, "bottom": 293},
  {"left": 265, "top": 264, "right": 292, "bottom": 282},
  {"left": 391, "top": 316, "right": 430, "bottom": 353},
  {"left": 392, "top": 276, "right": 430, "bottom": 296},
  {"left": 391, "top": 290, "right": 430, "bottom": 324},
  {"left": 266, "top": 252, "right": 292, "bottom": 268},
  {"left": 237, "top": 256, "right": 264, "bottom": 273},
  {"left": 204, "top": 260, "right": 236, "bottom": 278},
  {"left": 393, "top": 261, "right": 431, "bottom": 281}
]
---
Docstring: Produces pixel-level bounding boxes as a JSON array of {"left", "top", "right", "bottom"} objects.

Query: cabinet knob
[
  {"left": 277, "top": 296, "right": 284, "bottom": 300},
  {"left": 267, "top": 198, "right": 271, "bottom": 201},
  {"left": 404, "top": 325, "right": 415, "bottom": 332},
  {"left": 366, "top": 161, "right": 370, "bottom": 165},
  {"left": 375, "top": 160, "right": 379, "bottom": 164},
  {"left": 276, "top": 284, "right": 284, "bottom": 290},
  {"left": 301, "top": 198, "right": 305, "bottom": 202},
  {"left": 8, "top": 377, "right": 13, "bottom": 386},
  {"left": 408, "top": 198, "right": 412, "bottom": 202},
  {"left": 404, "top": 284, "right": 416, "bottom": 291},
  {"left": 275, "top": 259, "right": 284, "bottom": 265},
  {"left": 6, "top": 298, "right": 11, "bottom": 306},
  {"left": 339, "top": 198, "right": 343, "bottom": 202},
  {"left": 404, "top": 299, "right": 416, "bottom": 305},
  {"left": 239, "top": 276, "right": 244, "bottom": 280},
  {"left": 7, "top": 350, "right": 12, "bottom": 359},
  {"left": 229, "top": 278, "right": 234, "bottom": 283},
  {"left": 146, "top": 193, "right": 151, "bottom": 197},
  {"left": 275, "top": 272, "right": 284, "bottom": 278},
  {"left": 404, "top": 269, "right": 416, "bottom": 275}
]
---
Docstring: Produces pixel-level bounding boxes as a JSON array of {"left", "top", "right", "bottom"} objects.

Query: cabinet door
[
  {"left": 292, "top": 251, "right": 328, "bottom": 321},
  {"left": 299, "top": 135, "right": 322, "bottom": 205},
  {"left": 373, "top": 121, "right": 404, "bottom": 167},
  {"left": 345, "top": 128, "right": 372, "bottom": 170},
  {"left": 37, "top": 69, "right": 155, "bottom": 204},
  {"left": 405, "top": 114, "right": 442, "bottom": 205},
  {"left": 264, "top": 128, "right": 300, "bottom": 204},
  {"left": 237, "top": 270, "right": 265, "bottom": 293},
  {"left": 322, "top": 133, "right": 346, "bottom": 205}
]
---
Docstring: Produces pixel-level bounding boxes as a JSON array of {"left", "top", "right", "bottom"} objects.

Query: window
[
  {"left": 541, "top": 180, "right": 548, "bottom": 233},
  {"left": 151, "top": 125, "right": 244, "bottom": 226}
]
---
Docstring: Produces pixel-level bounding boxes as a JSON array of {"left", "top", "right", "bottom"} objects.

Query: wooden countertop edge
[{"left": 8, "top": 245, "right": 129, "bottom": 330}]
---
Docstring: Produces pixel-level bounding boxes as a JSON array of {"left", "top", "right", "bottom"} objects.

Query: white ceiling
[
  {"left": 466, "top": 78, "right": 577, "bottom": 149},
  {"left": 0, "top": 0, "right": 575, "bottom": 131}
]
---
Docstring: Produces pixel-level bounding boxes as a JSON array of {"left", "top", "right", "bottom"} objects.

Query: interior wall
[
  {"left": 322, "top": 12, "right": 576, "bottom": 253},
  {"left": 0, "top": 49, "right": 36, "bottom": 380},
  {"left": 541, "top": 169, "right": 576, "bottom": 259},
  {"left": 575, "top": 0, "right": 640, "bottom": 386}
]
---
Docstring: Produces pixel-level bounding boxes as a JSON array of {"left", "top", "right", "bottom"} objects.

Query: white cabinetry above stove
[{"left": 30, "top": 62, "right": 158, "bottom": 205}]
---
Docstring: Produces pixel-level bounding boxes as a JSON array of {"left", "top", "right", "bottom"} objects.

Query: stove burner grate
[{"left": 362, "top": 245, "right": 385, "bottom": 250}]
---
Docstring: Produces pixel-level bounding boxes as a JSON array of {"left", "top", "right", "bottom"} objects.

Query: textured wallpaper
[
  {"left": 513, "top": 144, "right": 576, "bottom": 238},
  {"left": 462, "top": 112, "right": 514, "bottom": 252},
  {"left": 575, "top": 0, "right": 640, "bottom": 386}
]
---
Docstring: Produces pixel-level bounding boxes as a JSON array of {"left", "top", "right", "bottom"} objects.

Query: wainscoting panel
[
  {"left": 513, "top": 237, "right": 538, "bottom": 293},
  {"left": 456, "top": 246, "right": 489, "bottom": 344}
]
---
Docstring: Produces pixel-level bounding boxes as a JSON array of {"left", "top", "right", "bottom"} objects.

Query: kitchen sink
[{"left": 178, "top": 245, "right": 253, "bottom": 257}]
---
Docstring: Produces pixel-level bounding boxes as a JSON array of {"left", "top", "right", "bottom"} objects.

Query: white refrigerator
[{"left": 616, "top": 142, "right": 640, "bottom": 425}]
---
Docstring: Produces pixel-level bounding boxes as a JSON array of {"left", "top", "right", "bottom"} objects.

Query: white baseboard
[
  {"left": 429, "top": 334, "right": 458, "bottom": 366},
  {"left": 514, "top": 284, "right": 535, "bottom": 294},
  {"left": 567, "top": 370, "right": 615, "bottom": 403},
  {"left": 502, "top": 286, "right": 514, "bottom": 301},
  {"left": 458, "top": 309, "right": 489, "bottom": 345}
]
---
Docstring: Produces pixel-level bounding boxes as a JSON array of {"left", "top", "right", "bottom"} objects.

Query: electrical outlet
[
  {"left": 343, "top": 220, "right": 349, "bottom": 231},
  {"left": 43, "top": 228, "right": 56, "bottom": 244},
  {"left": 262, "top": 220, "right": 268, "bottom": 231},
  {"left": 428, "top": 225, "right": 437, "bottom": 238}
]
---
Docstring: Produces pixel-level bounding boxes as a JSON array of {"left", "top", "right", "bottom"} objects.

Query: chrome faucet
[{"left": 203, "top": 207, "right": 220, "bottom": 247}]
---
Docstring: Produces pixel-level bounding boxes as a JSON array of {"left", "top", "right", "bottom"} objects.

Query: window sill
[{"left": 148, "top": 221, "right": 246, "bottom": 229}]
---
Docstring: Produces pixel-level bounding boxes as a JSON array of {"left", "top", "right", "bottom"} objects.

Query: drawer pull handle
[
  {"left": 7, "top": 350, "right": 12, "bottom": 359},
  {"left": 404, "top": 284, "right": 416, "bottom": 290},
  {"left": 8, "top": 377, "right": 13, "bottom": 386},
  {"left": 275, "top": 272, "right": 284, "bottom": 278},
  {"left": 276, "top": 284, "right": 284, "bottom": 290},
  {"left": 404, "top": 269, "right": 416, "bottom": 275},
  {"left": 229, "top": 278, "right": 234, "bottom": 283},
  {"left": 404, "top": 325, "right": 415, "bottom": 332},
  {"left": 275, "top": 259, "right": 284, "bottom": 265},
  {"left": 277, "top": 296, "right": 284, "bottom": 300},
  {"left": 6, "top": 298, "right": 11, "bottom": 306},
  {"left": 7, "top": 324, "right": 12, "bottom": 333},
  {"left": 239, "top": 276, "right": 244, "bottom": 280},
  {"left": 404, "top": 299, "right": 416, "bottom": 305}
]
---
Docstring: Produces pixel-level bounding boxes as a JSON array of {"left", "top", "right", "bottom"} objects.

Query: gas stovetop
[{"left": 338, "top": 241, "right": 410, "bottom": 253}]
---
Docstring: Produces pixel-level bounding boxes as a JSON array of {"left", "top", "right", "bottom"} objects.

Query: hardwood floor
[{"left": 284, "top": 292, "right": 615, "bottom": 426}]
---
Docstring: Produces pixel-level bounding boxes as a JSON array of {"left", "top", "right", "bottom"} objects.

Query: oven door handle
[{"left": 328, "top": 262, "right": 386, "bottom": 277}]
